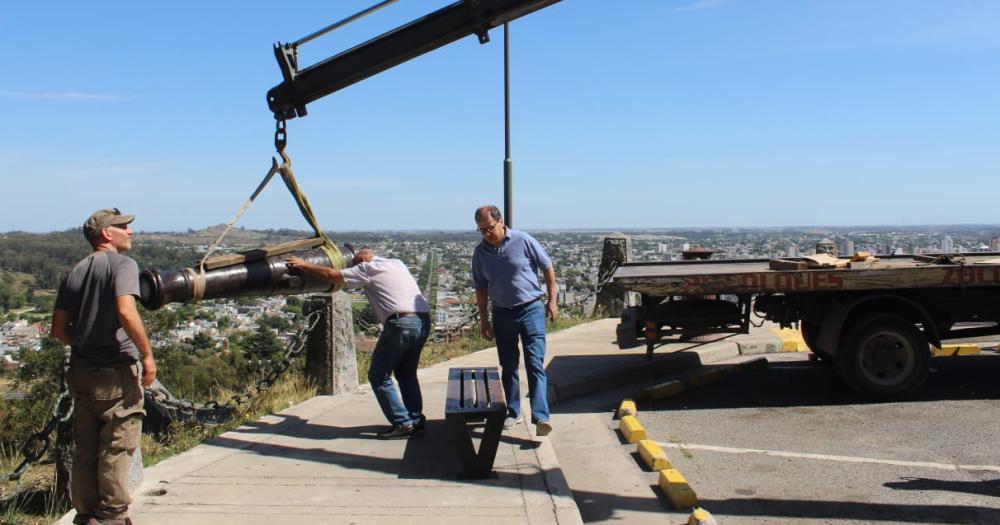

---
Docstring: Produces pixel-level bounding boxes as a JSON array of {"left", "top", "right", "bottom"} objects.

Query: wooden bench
[{"left": 445, "top": 367, "right": 507, "bottom": 478}]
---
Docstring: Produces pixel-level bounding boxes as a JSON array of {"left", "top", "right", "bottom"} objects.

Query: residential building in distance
[
  {"left": 941, "top": 235, "right": 954, "bottom": 254},
  {"left": 841, "top": 239, "right": 855, "bottom": 257}
]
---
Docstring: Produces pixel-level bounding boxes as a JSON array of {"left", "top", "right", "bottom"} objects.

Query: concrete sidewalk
[{"left": 57, "top": 319, "right": 784, "bottom": 525}]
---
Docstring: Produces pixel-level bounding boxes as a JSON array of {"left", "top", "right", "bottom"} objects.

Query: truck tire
[
  {"left": 836, "top": 314, "right": 929, "bottom": 400},
  {"left": 800, "top": 320, "right": 833, "bottom": 365}
]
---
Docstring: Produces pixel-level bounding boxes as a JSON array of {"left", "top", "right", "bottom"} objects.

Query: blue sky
[{"left": 2, "top": 0, "right": 998, "bottom": 232}]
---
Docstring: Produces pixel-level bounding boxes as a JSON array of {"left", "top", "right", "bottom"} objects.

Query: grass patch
[
  {"left": 1, "top": 440, "right": 62, "bottom": 525},
  {"left": 142, "top": 371, "right": 317, "bottom": 467},
  {"left": 355, "top": 313, "right": 598, "bottom": 382}
]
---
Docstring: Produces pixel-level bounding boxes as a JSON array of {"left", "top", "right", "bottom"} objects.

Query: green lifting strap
[{"left": 276, "top": 153, "right": 345, "bottom": 270}]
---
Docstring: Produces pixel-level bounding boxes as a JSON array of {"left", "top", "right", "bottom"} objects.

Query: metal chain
[
  {"left": 430, "top": 309, "right": 479, "bottom": 342},
  {"left": 146, "top": 309, "right": 323, "bottom": 425},
  {"left": 561, "top": 259, "right": 621, "bottom": 313},
  {"left": 1, "top": 346, "right": 74, "bottom": 503},
  {"left": 275, "top": 118, "right": 287, "bottom": 153}
]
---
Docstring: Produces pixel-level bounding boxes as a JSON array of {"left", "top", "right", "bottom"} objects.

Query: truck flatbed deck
[
  {"left": 610, "top": 253, "right": 1000, "bottom": 400},
  {"left": 613, "top": 255, "right": 1000, "bottom": 297}
]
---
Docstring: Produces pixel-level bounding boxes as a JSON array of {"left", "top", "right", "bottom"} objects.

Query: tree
[
  {"left": 237, "top": 325, "right": 283, "bottom": 364},
  {"left": 2, "top": 338, "right": 66, "bottom": 449},
  {"left": 189, "top": 332, "right": 215, "bottom": 351},
  {"left": 258, "top": 314, "right": 291, "bottom": 332}
]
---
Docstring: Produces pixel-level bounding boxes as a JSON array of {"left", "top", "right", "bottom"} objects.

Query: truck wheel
[
  {"left": 837, "top": 314, "right": 929, "bottom": 400},
  {"left": 800, "top": 320, "right": 833, "bottom": 364}
]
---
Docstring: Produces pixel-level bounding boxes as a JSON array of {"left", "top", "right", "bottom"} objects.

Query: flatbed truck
[{"left": 612, "top": 253, "right": 1000, "bottom": 400}]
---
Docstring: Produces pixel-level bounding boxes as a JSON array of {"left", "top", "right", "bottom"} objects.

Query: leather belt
[{"left": 387, "top": 312, "right": 429, "bottom": 321}]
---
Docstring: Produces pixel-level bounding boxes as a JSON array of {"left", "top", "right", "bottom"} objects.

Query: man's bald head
[
  {"left": 355, "top": 248, "right": 375, "bottom": 265},
  {"left": 474, "top": 205, "right": 502, "bottom": 223}
]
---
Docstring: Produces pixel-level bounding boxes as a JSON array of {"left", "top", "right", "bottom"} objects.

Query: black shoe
[
  {"left": 412, "top": 415, "right": 427, "bottom": 435},
  {"left": 377, "top": 424, "right": 415, "bottom": 440}
]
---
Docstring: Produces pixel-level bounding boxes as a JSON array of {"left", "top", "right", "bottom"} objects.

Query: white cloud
[
  {"left": 0, "top": 91, "right": 134, "bottom": 101},
  {"left": 675, "top": 0, "right": 727, "bottom": 13}
]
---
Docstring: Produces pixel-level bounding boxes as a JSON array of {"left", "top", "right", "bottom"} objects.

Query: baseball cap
[{"left": 83, "top": 208, "right": 135, "bottom": 241}]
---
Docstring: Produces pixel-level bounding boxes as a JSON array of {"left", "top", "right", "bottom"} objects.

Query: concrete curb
[
  {"left": 614, "top": 408, "right": 699, "bottom": 512},
  {"left": 639, "top": 357, "right": 768, "bottom": 402},
  {"left": 659, "top": 468, "right": 698, "bottom": 509},
  {"left": 616, "top": 399, "right": 637, "bottom": 418},
  {"left": 637, "top": 439, "right": 672, "bottom": 470},
  {"left": 932, "top": 343, "right": 982, "bottom": 356},
  {"left": 527, "top": 420, "right": 586, "bottom": 525},
  {"left": 737, "top": 335, "right": 784, "bottom": 355},
  {"left": 619, "top": 415, "right": 647, "bottom": 443}
]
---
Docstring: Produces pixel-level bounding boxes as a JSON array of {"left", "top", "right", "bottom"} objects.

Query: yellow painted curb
[
  {"left": 932, "top": 344, "right": 981, "bottom": 357},
  {"left": 617, "top": 399, "right": 637, "bottom": 418},
  {"left": 688, "top": 367, "right": 729, "bottom": 387},
  {"left": 659, "top": 468, "right": 698, "bottom": 509},
  {"left": 771, "top": 327, "right": 808, "bottom": 352},
  {"left": 637, "top": 439, "right": 672, "bottom": 470},
  {"left": 687, "top": 507, "right": 717, "bottom": 525},
  {"left": 618, "top": 415, "right": 647, "bottom": 443},
  {"left": 639, "top": 379, "right": 685, "bottom": 401}
]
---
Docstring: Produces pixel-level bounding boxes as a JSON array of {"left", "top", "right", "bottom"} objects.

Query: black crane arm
[{"left": 267, "top": 0, "right": 561, "bottom": 120}]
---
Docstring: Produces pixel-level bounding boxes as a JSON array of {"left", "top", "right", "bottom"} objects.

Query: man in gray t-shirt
[{"left": 51, "top": 208, "right": 157, "bottom": 525}]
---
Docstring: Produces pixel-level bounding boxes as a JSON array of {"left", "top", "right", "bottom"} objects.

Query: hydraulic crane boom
[{"left": 267, "top": 0, "right": 561, "bottom": 120}]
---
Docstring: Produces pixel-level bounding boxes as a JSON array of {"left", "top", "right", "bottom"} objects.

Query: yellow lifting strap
[
  {"left": 195, "top": 152, "right": 345, "bottom": 298},
  {"left": 274, "top": 152, "right": 345, "bottom": 270}
]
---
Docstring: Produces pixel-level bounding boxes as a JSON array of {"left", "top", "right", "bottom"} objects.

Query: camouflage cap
[{"left": 83, "top": 208, "right": 135, "bottom": 240}]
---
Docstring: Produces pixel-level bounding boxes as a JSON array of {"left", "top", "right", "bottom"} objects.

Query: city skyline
[{"left": 2, "top": 0, "right": 999, "bottom": 232}]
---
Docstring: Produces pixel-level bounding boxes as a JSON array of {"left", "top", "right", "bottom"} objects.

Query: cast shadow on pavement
[
  {"left": 885, "top": 476, "right": 1000, "bottom": 498},
  {"left": 635, "top": 355, "right": 1000, "bottom": 412},
  {"left": 206, "top": 415, "right": 548, "bottom": 486},
  {"left": 695, "top": 497, "right": 1000, "bottom": 524},
  {"left": 571, "top": 488, "right": 676, "bottom": 522}
]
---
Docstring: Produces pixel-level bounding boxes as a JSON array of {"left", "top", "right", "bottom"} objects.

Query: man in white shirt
[{"left": 287, "top": 247, "right": 430, "bottom": 439}]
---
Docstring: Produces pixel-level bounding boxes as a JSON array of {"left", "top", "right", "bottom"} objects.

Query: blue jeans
[
  {"left": 492, "top": 300, "right": 550, "bottom": 423},
  {"left": 369, "top": 314, "right": 430, "bottom": 427}
]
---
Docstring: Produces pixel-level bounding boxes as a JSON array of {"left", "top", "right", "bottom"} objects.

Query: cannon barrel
[{"left": 140, "top": 247, "right": 343, "bottom": 310}]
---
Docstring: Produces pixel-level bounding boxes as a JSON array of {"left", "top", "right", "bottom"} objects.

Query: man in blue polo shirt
[{"left": 472, "top": 205, "right": 558, "bottom": 436}]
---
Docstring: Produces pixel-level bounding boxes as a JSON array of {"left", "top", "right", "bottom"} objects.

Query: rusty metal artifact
[{"left": 140, "top": 247, "right": 340, "bottom": 310}]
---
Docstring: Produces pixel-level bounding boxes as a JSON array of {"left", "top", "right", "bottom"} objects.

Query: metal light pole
[{"left": 503, "top": 22, "right": 513, "bottom": 228}]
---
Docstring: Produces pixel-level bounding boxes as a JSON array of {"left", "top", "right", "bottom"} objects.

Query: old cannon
[{"left": 139, "top": 238, "right": 345, "bottom": 310}]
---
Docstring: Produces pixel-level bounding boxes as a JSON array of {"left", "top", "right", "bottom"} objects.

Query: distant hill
[{"left": 137, "top": 226, "right": 313, "bottom": 247}]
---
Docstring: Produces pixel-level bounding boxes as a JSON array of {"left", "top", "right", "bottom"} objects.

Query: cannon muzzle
[{"left": 140, "top": 247, "right": 343, "bottom": 310}]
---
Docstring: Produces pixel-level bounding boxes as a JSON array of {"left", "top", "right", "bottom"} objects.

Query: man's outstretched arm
[{"left": 286, "top": 256, "right": 345, "bottom": 284}]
